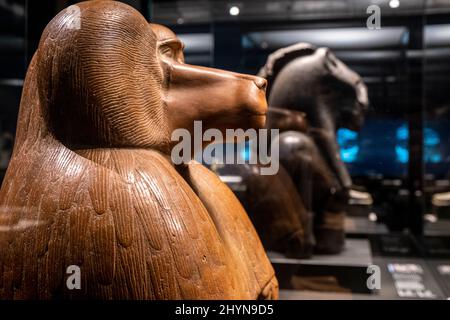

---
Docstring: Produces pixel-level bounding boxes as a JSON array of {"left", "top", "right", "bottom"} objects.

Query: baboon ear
[{"left": 318, "top": 47, "right": 338, "bottom": 73}]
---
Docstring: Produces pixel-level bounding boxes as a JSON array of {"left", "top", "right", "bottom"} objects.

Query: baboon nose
[{"left": 254, "top": 77, "right": 267, "bottom": 91}]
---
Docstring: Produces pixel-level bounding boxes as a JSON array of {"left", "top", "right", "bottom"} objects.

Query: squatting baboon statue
[
  {"left": 0, "top": 1, "right": 278, "bottom": 299},
  {"left": 259, "top": 43, "right": 369, "bottom": 253}
]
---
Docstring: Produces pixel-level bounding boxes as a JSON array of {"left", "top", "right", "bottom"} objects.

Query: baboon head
[{"left": 36, "top": 0, "right": 267, "bottom": 153}]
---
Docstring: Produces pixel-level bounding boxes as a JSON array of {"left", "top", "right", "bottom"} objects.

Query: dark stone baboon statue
[{"left": 259, "top": 43, "right": 369, "bottom": 253}]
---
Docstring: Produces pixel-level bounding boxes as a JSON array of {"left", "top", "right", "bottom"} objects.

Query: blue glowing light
[
  {"left": 396, "top": 124, "right": 409, "bottom": 140},
  {"left": 424, "top": 127, "right": 441, "bottom": 163},
  {"left": 424, "top": 128, "right": 440, "bottom": 146},
  {"left": 337, "top": 128, "right": 359, "bottom": 163},
  {"left": 395, "top": 124, "right": 409, "bottom": 163},
  {"left": 240, "top": 141, "right": 252, "bottom": 161},
  {"left": 395, "top": 145, "right": 409, "bottom": 163},
  {"left": 338, "top": 124, "right": 442, "bottom": 165},
  {"left": 395, "top": 124, "right": 442, "bottom": 164}
]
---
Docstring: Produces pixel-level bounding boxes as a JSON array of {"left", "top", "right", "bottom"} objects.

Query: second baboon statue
[{"left": 259, "top": 43, "right": 370, "bottom": 253}]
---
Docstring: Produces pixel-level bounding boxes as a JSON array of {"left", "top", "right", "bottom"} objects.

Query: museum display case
[
  {"left": 151, "top": 0, "right": 450, "bottom": 299},
  {"left": 1, "top": 0, "right": 450, "bottom": 302}
]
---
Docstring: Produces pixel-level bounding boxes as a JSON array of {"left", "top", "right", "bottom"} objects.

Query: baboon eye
[
  {"left": 160, "top": 44, "right": 176, "bottom": 59},
  {"left": 159, "top": 40, "right": 184, "bottom": 63}
]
